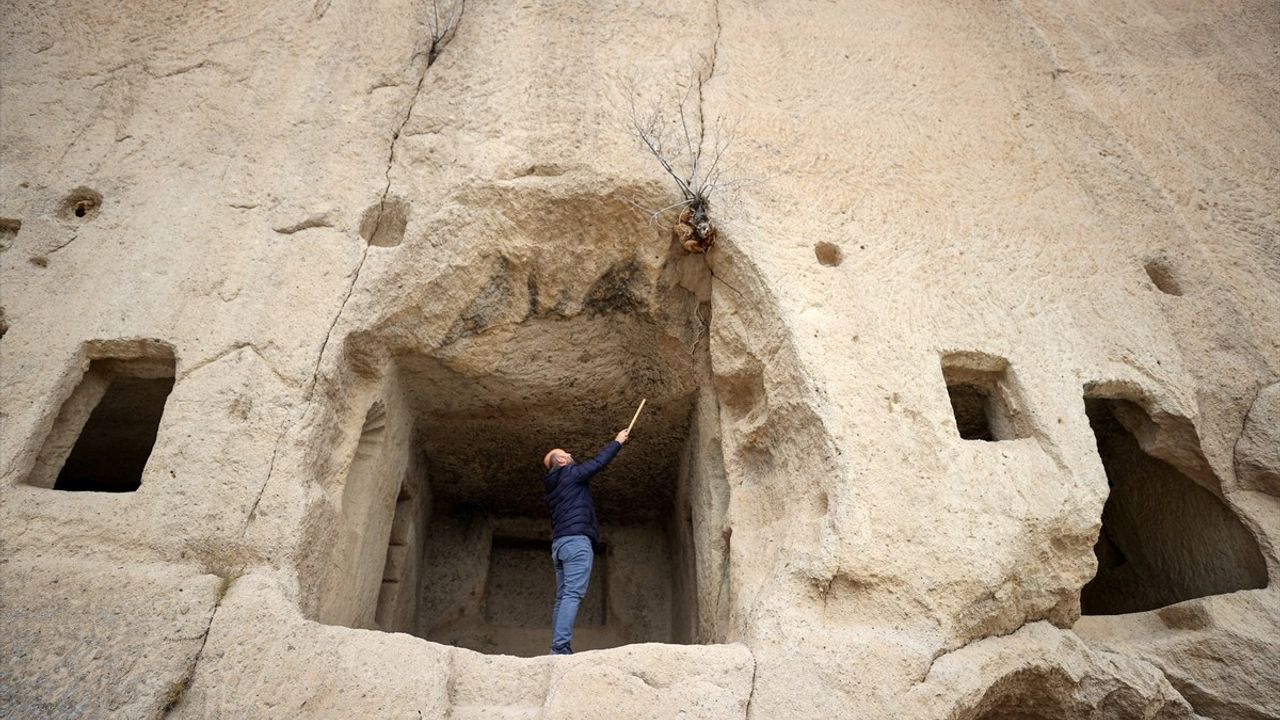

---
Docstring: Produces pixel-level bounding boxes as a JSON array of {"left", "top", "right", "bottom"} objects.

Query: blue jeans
[{"left": 550, "top": 534, "right": 594, "bottom": 655}]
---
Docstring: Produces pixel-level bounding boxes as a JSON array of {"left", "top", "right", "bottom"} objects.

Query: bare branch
[
  {"left": 427, "top": 0, "right": 465, "bottom": 66},
  {"left": 624, "top": 70, "right": 745, "bottom": 254},
  {"left": 679, "top": 82, "right": 699, "bottom": 189},
  {"left": 700, "top": 120, "right": 734, "bottom": 199},
  {"left": 628, "top": 87, "right": 695, "bottom": 199}
]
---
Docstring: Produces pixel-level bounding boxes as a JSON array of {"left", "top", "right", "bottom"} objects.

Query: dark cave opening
[
  {"left": 1080, "top": 398, "right": 1267, "bottom": 615},
  {"left": 941, "top": 353, "right": 1029, "bottom": 442},
  {"left": 314, "top": 313, "right": 730, "bottom": 656},
  {"left": 27, "top": 351, "right": 176, "bottom": 492}
]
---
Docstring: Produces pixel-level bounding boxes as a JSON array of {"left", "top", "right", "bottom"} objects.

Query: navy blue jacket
[{"left": 543, "top": 441, "right": 622, "bottom": 545}]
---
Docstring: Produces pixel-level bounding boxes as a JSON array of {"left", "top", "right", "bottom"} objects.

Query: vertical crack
[
  {"left": 368, "top": 44, "right": 432, "bottom": 246},
  {"left": 696, "top": 0, "right": 723, "bottom": 149},
  {"left": 158, "top": 619, "right": 212, "bottom": 717},
  {"left": 158, "top": 576, "right": 234, "bottom": 718},
  {"left": 1231, "top": 379, "right": 1270, "bottom": 480},
  {"left": 443, "top": 647, "right": 459, "bottom": 719},
  {"left": 240, "top": 23, "right": 444, "bottom": 532}
]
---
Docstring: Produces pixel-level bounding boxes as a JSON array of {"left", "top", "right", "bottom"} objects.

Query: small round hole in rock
[
  {"left": 814, "top": 242, "right": 843, "bottom": 267},
  {"left": 60, "top": 188, "right": 102, "bottom": 222},
  {"left": 0, "top": 218, "right": 20, "bottom": 253},
  {"left": 1144, "top": 259, "right": 1183, "bottom": 296}
]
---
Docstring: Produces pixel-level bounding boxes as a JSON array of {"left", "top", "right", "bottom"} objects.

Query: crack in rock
[
  {"left": 240, "top": 26, "right": 442, "bottom": 533},
  {"left": 695, "top": 0, "right": 723, "bottom": 152},
  {"left": 158, "top": 578, "right": 231, "bottom": 718}
]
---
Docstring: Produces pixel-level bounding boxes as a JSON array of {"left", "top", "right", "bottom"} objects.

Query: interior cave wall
[
  {"left": 672, "top": 381, "right": 733, "bottom": 644},
  {"left": 374, "top": 447, "right": 432, "bottom": 634},
  {"left": 314, "top": 375, "right": 429, "bottom": 632},
  {"left": 404, "top": 390, "right": 729, "bottom": 657},
  {"left": 418, "top": 513, "right": 676, "bottom": 656}
]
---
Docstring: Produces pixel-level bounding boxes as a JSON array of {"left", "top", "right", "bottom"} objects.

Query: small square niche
[{"left": 941, "top": 352, "right": 1029, "bottom": 442}]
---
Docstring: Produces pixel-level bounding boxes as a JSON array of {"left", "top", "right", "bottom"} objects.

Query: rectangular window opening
[
  {"left": 28, "top": 352, "right": 176, "bottom": 492},
  {"left": 941, "top": 353, "right": 1029, "bottom": 442}
]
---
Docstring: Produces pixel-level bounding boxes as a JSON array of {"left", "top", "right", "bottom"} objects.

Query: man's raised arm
[{"left": 574, "top": 429, "right": 629, "bottom": 481}]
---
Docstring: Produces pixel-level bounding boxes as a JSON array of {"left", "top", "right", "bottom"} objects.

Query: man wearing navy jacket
[{"left": 541, "top": 428, "right": 630, "bottom": 655}]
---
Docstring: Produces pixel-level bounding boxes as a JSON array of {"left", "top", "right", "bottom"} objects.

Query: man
[{"left": 542, "top": 428, "right": 629, "bottom": 655}]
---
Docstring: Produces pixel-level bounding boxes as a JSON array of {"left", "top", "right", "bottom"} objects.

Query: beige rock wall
[{"left": 2, "top": 0, "right": 1277, "bottom": 718}]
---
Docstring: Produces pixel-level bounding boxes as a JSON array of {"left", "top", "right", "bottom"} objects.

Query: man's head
[{"left": 543, "top": 448, "right": 574, "bottom": 469}]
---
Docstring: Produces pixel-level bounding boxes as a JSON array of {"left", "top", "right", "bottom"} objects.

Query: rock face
[
  {"left": 1, "top": 1, "right": 1277, "bottom": 718},
  {"left": 1236, "top": 382, "right": 1280, "bottom": 496}
]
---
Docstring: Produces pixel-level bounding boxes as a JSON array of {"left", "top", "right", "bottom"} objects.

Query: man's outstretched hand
[{"left": 616, "top": 429, "right": 630, "bottom": 444}]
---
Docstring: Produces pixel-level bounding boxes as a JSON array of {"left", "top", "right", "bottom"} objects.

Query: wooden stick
[{"left": 626, "top": 399, "right": 647, "bottom": 434}]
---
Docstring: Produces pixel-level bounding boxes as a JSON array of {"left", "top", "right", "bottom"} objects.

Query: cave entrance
[
  {"left": 315, "top": 310, "right": 728, "bottom": 657},
  {"left": 1080, "top": 397, "right": 1267, "bottom": 615}
]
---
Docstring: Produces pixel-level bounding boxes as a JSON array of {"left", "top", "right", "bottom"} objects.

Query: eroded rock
[{"left": 1236, "top": 382, "right": 1280, "bottom": 496}]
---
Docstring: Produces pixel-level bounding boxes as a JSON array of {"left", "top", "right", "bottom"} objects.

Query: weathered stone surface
[
  {"left": 170, "top": 574, "right": 454, "bottom": 718},
  {"left": 1236, "top": 382, "right": 1280, "bottom": 496},
  {"left": 1076, "top": 591, "right": 1280, "bottom": 720},
  {"left": 0, "top": 560, "right": 221, "bottom": 719},
  {"left": 908, "top": 622, "right": 1201, "bottom": 720},
  {"left": 1, "top": 0, "right": 1278, "bottom": 718},
  {"left": 170, "top": 573, "right": 753, "bottom": 718}
]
